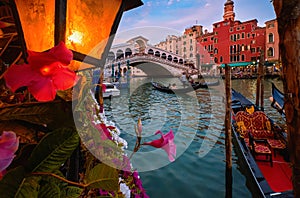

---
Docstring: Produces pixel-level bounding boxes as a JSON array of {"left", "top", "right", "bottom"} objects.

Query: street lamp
[{"left": 10, "top": 0, "right": 143, "bottom": 68}]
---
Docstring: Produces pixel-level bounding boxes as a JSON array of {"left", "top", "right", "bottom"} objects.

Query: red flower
[
  {"left": 143, "top": 130, "right": 176, "bottom": 162},
  {"left": 4, "top": 42, "right": 78, "bottom": 102}
]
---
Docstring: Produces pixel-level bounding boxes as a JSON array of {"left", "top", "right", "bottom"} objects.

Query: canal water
[{"left": 103, "top": 77, "right": 284, "bottom": 198}]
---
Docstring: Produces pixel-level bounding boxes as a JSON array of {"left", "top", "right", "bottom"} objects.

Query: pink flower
[
  {"left": 0, "top": 131, "right": 19, "bottom": 179},
  {"left": 143, "top": 130, "right": 176, "bottom": 162},
  {"left": 4, "top": 42, "right": 78, "bottom": 102},
  {"left": 93, "top": 123, "right": 112, "bottom": 140}
]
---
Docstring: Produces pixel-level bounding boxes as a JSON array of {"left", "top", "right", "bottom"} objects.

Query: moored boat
[
  {"left": 231, "top": 89, "right": 293, "bottom": 197},
  {"left": 151, "top": 79, "right": 220, "bottom": 94},
  {"left": 270, "top": 83, "right": 285, "bottom": 119}
]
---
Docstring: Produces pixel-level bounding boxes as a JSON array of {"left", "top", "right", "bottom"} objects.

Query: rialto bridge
[{"left": 100, "top": 36, "right": 197, "bottom": 78}]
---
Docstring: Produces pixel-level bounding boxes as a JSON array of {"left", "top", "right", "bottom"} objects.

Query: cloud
[
  {"left": 117, "top": 0, "right": 276, "bottom": 43},
  {"left": 167, "top": 0, "right": 174, "bottom": 6}
]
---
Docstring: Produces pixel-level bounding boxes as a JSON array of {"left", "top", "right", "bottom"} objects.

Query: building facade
[
  {"left": 265, "top": 19, "right": 280, "bottom": 64},
  {"left": 155, "top": 25, "right": 202, "bottom": 65},
  {"left": 154, "top": 0, "right": 280, "bottom": 74},
  {"left": 199, "top": 0, "right": 266, "bottom": 67}
]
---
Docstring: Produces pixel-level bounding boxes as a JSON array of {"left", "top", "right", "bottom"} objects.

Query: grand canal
[{"left": 103, "top": 77, "right": 284, "bottom": 198}]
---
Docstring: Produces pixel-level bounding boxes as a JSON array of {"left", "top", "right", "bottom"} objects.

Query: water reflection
[{"left": 103, "top": 77, "right": 284, "bottom": 197}]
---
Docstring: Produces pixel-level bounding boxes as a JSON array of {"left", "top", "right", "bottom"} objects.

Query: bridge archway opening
[
  {"left": 135, "top": 39, "right": 146, "bottom": 54},
  {"left": 125, "top": 48, "right": 132, "bottom": 57},
  {"left": 107, "top": 51, "right": 115, "bottom": 61},
  {"left": 147, "top": 49, "right": 154, "bottom": 55},
  {"left": 167, "top": 55, "right": 172, "bottom": 61},
  {"left": 134, "top": 62, "right": 174, "bottom": 77},
  {"left": 155, "top": 51, "right": 160, "bottom": 57},
  {"left": 173, "top": 57, "right": 178, "bottom": 63},
  {"left": 179, "top": 58, "right": 183, "bottom": 64},
  {"left": 117, "top": 49, "right": 124, "bottom": 59},
  {"left": 161, "top": 53, "right": 166, "bottom": 59}
]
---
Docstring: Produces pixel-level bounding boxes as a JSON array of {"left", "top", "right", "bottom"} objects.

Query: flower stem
[{"left": 31, "top": 172, "right": 86, "bottom": 188}]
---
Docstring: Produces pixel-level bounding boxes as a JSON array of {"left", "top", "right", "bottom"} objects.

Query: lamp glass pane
[
  {"left": 66, "top": 0, "right": 122, "bottom": 59},
  {"left": 15, "top": 0, "right": 55, "bottom": 52}
]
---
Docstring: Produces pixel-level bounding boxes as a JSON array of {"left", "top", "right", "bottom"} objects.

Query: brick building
[
  {"left": 265, "top": 19, "right": 280, "bottom": 65},
  {"left": 198, "top": 0, "right": 266, "bottom": 68}
]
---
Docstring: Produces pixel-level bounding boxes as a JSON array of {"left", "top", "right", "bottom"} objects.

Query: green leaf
[
  {"left": 62, "top": 186, "right": 83, "bottom": 198},
  {"left": 15, "top": 176, "right": 40, "bottom": 198},
  {"left": 0, "top": 166, "right": 26, "bottom": 198},
  {"left": 0, "top": 102, "right": 53, "bottom": 125},
  {"left": 0, "top": 166, "right": 41, "bottom": 198},
  {"left": 38, "top": 180, "right": 60, "bottom": 198},
  {"left": 26, "top": 127, "right": 80, "bottom": 173},
  {"left": 85, "top": 163, "right": 119, "bottom": 191}
]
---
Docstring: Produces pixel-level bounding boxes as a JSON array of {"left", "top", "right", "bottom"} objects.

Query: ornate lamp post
[{"left": 10, "top": 0, "right": 143, "bottom": 68}]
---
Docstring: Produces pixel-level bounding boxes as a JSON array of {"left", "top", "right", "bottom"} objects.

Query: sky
[{"left": 114, "top": 0, "right": 276, "bottom": 45}]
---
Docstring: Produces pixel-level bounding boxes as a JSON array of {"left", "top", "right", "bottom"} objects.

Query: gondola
[
  {"left": 151, "top": 80, "right": 220, "bottom": 94},
  {"left": 270, "top": 83, "right": 285, "bottom": 119},
  {"left": 231, "top": 89, "right": 293, "bottom": 197},
  {"left": 192, "top": 79, "right": 220, "bottom": 89}
]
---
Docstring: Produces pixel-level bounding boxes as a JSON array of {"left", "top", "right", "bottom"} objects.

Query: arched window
[
  {"left": 268, "top": 33, "right": 274, "bottom": 43},
  {"left": 214, "top": 48, "right": 218, "bottom": 54},
  {"left": 267, "top": 47, "right": 274, "bottom": 57}
]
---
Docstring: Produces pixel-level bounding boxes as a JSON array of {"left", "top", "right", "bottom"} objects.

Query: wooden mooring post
[
  {"left": 225, "top": 64, "right": 232, "bottom": 198},
  {"left": 256, "top": 51, "right": 265, "bottom": 111}
]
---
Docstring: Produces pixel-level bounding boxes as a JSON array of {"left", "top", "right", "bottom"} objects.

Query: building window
[
  {"left": 183, "top": 47, "right": 186, "bottom": 52},
  {"left": 268, "top": 33, "right": 274, "bottom": 43},
  {"left": 220, "top": 56, "right": 223, "bottom": 63},
  {"left": 241, "top": 54, "right": 245, "bottom": 61},
  {"left": 230, "top": 27, "right": 233, "bottom": 32},
  {"left": 237, "top": 34, "right": 240, "bottom": 40},
  {"left": 251, "top": 48, "right": 256, "bottom": 53},
  {"left": 267, "top": 47, "right": 274, "bottom": 57},
  {"left": 190, "top": 53, "right": 193, "bottom": 58},
  {"left": 241, "top": 44, "right": 245, "bottom": 51},
  {"left": 214, "top": 48, "right": 218, "bottom": 54},
  {"left": 190, "top": 46, "right": 193, "bottom": 51},
  {"left": 268, "top": 23, "right": 274, "bottom": 28},
  {"left": 190, "top": 39, "right": 193, "bottom": 44},
  {"left": 241, "top": 33, "right": 245, "bottom": 39},
  {"left": 257, "top": 47, "right": 261, "bottom": 53},
  {"left": 247, "top": 33, "right": 250, "bottom": 38}
]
